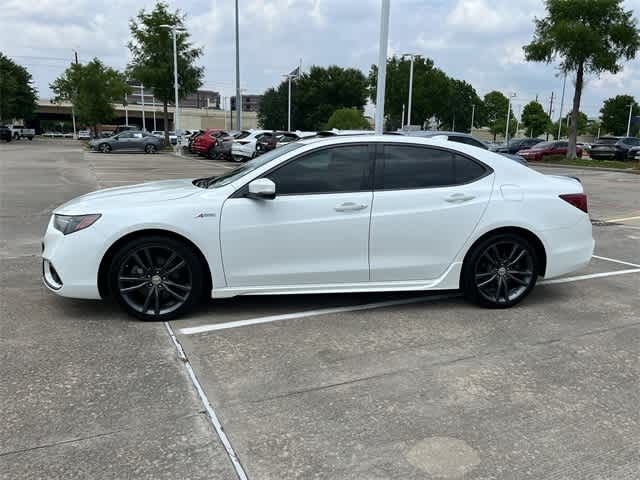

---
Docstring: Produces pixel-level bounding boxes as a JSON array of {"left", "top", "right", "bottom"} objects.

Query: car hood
[{"left": 55, "top": 179, "right": 201, "bottom": 214}]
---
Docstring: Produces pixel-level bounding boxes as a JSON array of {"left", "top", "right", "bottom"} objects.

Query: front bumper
[{"left": 41, "top": 216, "right": 103, "bottom": 299}]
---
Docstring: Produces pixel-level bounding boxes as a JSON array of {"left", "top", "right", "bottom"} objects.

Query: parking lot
[{"left": 1, "top": 139, "right": 639, "bottom": 479}]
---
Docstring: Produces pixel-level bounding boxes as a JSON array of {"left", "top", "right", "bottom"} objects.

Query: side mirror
[{"left": 247, "top": 178, "right": 276, "bottom": 200}]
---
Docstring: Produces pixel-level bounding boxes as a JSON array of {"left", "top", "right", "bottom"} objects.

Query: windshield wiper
[{"left": 193, "top": 176, "right": 217, "bottom": 188}]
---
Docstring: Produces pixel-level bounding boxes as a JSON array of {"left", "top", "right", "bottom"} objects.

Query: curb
[{"left": 534, "top": 162, "right": 640, "bottom": 175}]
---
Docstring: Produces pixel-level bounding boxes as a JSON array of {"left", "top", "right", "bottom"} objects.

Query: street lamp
[
  {"left": 159, "top": 24, "right": 185, "bottom": 143},
  {"left": 402, "top": 53, "right": 419, "bottom": 128},
  {"left": 374, "top": 0, "right": 391, "bottom": 135},
  {"left": 505, "top": 92, "right": 516, "bottom": 143},
  {"left": 627, "top": 103, "right": 634, "bottom": 136}
]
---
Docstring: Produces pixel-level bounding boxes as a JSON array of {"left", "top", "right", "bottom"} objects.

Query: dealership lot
[{"left": 1, "top": 140, "right": 638, "bottom": 479}]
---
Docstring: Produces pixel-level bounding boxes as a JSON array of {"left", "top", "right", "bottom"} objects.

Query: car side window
[
  {"left": 378, "top": 146, "right": 487, "bottom": 190},
  {"left": 267, "top": 145, "right": 371, "bottom": 195},
  {"left": 118, "top": 132, "right": 133, "bottom": 139}
]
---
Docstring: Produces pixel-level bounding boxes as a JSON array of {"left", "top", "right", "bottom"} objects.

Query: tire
[
  {"left": 108, "top": 235, "right": 204, "bottom": 321},
  {"left": 13, "top": 133, "right": 19, "bottom": 140},
  {"left": 145, "top": 144, "right": 157, "bottom": 154},
  {"left": 99, "top": 143, "right": 111, "bottom": 153},
  {"left": 232, "top": 155, "right": 243, "bottom": 162},
  {"left": 28, "top": 136, "right": 33, "bottom": 141},
  {"left": 461, "top": 233, "right": 539, "bottom": 309},
  {"left": 207, "top": 146, "right": 218, "bottom": 160}
]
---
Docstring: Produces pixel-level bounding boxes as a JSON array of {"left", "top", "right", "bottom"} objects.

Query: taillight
[{"left": 559, "top": 193, "right": 588, "bottom": 213}]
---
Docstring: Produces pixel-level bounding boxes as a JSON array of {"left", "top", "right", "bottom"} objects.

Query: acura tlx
[{"left": 42, "top": 135, "right": 594, "bottom": 321}]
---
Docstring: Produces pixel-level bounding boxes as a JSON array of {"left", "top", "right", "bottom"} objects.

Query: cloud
[{"left": 2, "top": 0, "right": 639, "bottom": 117}]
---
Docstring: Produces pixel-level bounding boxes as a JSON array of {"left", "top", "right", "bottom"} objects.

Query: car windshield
[
  {"left": 193, "top": 142, "right": 304, "bottom": 189},
  {"left": 235, "top": 131, "right": 251, "bottom": 140},
  {"left": 531, "top": 141, "right": 554, "bottom": 149},
  {"left": 596, "top": 137, "right": 619, "bottom": 144}
]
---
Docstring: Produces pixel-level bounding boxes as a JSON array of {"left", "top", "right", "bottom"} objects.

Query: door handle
[
  {"left": 445, "top": 193, "right": 475, "bottom": 203},
  {"left": 334, "top": 202, "right": 368, "bottom": 212}
]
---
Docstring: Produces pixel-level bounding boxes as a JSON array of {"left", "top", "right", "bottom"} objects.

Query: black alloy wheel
[
  {"left": 109, "top": 236, "right": 204, "bottom": 320},
  {"left": 462, "top": 233, "right": 538, "bottom": 308}
]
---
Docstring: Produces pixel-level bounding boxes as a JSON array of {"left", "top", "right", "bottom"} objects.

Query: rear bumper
[
  {"left": 541, "top": 216, "right": 594, "bottom": 279},
  {"left": 231, "top": 144, "right": 255, "bottom": 158}
]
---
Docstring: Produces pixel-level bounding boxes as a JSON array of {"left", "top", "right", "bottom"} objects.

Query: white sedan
[
  {"left": 231, "top": 129, "right": 269, "bottom": 161},
  {"left": 42, "top": 135, "right": 594, "bottom": 320}
]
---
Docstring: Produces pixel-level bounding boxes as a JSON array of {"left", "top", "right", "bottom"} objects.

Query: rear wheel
[
  {"left": 108, "top": 236, "right": 204, "bottom": 321},
  {"left": 207, "top": 146, "right": 218, "bottom": 159},
  {"left": 462, "top": 233, "right": 538, "bottom": 308},
  {"left": 145, "top": 144, "right": 157, "bottom": 154}
]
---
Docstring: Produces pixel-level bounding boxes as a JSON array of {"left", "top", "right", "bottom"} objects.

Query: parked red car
[
  {"left": 191, "top": 129, "right": 232, "bottom": 159},
  {"left": 518, "top": 141, "right": 582, "bottom": 161}
]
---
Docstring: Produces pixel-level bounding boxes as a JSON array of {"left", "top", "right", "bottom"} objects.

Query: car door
[
  {"left": 130, "top": 132, "right": 145, "bottom": 150},
  {"left": 220, "top": 144, "right": 374, "bottom": 287},
  {"left": 113, "top": 132, "right": 132, "bottom": 150},
  {"left": 369, "top": 144, "right": 494, "bottom": 281}
]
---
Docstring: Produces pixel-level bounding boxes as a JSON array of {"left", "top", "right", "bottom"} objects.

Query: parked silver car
[{"left": 90, "top": 131, "right": 164, "bottom": 153}]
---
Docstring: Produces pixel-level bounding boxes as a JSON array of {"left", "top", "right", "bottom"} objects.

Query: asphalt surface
[{"left": 1, "top": 139, "right": 638, "bottom": 479}]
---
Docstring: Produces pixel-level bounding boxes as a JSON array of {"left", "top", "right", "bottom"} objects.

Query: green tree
[
  {"left": 0, "top": 53, "right": 37, "bottom": 123},
  {"left": 368, "top": 56, "right": 480, "bottom": 131},
  {"left": 521, "top": 101, "right": 551, "bottom": 137},
  {"left": 553, "top": 111, "right": 589, "bottom": 138},
  {"left": 324, "top": 108, "right": 371, "bottom": 130},
  {"left": 482, "top": 91, "right": 516, "bottom": 141},
  {"left": 50, "top": 59, "right": 130, "bottom": 133},
  {"left": 259, "top": 65, "right": 368, "bottom": 131},
  {"left": 128, "top": 2, "right": 203, "bottom": 144},
  {"left": 600, "top": 95, "right": 639, "bottom": 136},
  {"left": 524, "top": 0, "right": 640, "bottom": 158}
]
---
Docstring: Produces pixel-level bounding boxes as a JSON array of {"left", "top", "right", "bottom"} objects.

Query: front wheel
[
  {"left": 108, "top": 236, "right": 204, "bottom": 321},
  {"left": 99, "top": 143, "right": 111, "bottom": 153},
  {"left": 462, "top": 233, "right": 538, "bottom": 309}
]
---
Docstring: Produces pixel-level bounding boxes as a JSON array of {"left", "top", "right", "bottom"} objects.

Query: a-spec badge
[{"left": 195, "top": 213, "right": 217, "bottom": 218}]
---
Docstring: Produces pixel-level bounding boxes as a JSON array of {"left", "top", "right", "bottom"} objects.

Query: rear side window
[
  {"left": 378, "top": 146, "right": 488, "bottom": 190},
  {"left": 267, "top": 145, "right": 371, "bottom": 195}
]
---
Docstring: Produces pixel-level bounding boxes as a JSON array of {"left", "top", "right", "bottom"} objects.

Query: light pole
[
  {"left": 159, "top": 25, "right": 185, "bottom": 146},
  {"left": 627, "top": 103, "right": 634, "bottom": 136},
  {"left": 401, "top": 103, "right": 405, "bottom": 129},
  {"left": 470, "top": 104, "right": 476, "bottom": 132},
  {"left": 234, "top": 0, "right": 241, "bottom": 130},
  {"left": 505, "top": 92, "right": 516, "bottom": 143},
  {"left": 140, "top": 83, "right": 146, "bottom": 131},
  {"left": 152, "top": 97, "right": 157, "bottom": 131},
  {"left": 374, "top": 0, "right": 391, "bottom": 135},
  {"left": 124, "top": 94, "right": 129, "bottom": 126},
  {"left": 557, "top": 72, "right": 567, "bottom": 139},
  {"left": 402, "top": 53, "right": 418, "bottom": 128}
]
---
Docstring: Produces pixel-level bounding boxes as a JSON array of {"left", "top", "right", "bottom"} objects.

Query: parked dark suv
[
  {"left": 495, "top": 138, "right": 543, "bottom": 154},
  {"left": 0, "top": 125, "right": 11, "bottom": 142},
  {"left": 590, "top": 136, "right": 640, "bottom": 160}
]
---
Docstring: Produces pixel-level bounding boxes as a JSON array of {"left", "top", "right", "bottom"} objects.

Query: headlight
[{"left": 53, "top": 214, "right": 101, "bottom": 235}]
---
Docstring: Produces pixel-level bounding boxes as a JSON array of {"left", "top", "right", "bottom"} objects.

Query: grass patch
[{"left": 541, "top": 154, "right": 640, "bottom": 170}]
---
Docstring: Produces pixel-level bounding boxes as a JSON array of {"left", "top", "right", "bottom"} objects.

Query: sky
[{"left": 2, "top": 0, "right": 639, "bottom": 120}]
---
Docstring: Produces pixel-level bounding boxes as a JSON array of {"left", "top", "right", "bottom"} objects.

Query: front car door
[
  {"left": 369, "top": 144, "right": 494, "bottom": 281},
  {"left": 220, "top": 143, "right": 374, "bottom": 287},
  {"left": 113, "top": 132, "right": 133, "bottom": 150}
]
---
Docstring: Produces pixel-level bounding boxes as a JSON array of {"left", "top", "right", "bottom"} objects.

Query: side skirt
[{"left": 211, "top": 262, "right": 463, "bottom": 299}]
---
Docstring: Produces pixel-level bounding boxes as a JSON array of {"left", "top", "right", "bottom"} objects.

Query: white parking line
[
  {"left": 180, "top": 293, "right": 459, "bottom": 335},
  {"left": 163, "top": 322, "right": 249, "bottom": 480},
  {"left": 180, "top": 261, "right": 640, "bottom": 336},
  {"left": 593, "top": 255, "right": 640, "bottom": 269},
  {"left": 540, "top": 268, "right": 640, "bottom": 285},
  {"left": 606, "top": 214, "right": 640, "bottom": 223}
]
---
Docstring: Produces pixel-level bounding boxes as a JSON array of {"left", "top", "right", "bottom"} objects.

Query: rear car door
[
  {"left": 369, "top": 144, "right": 494, "bottom": 281},
  {"left": 220, "top": 144, "right": 374, "bottom": 287}
]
